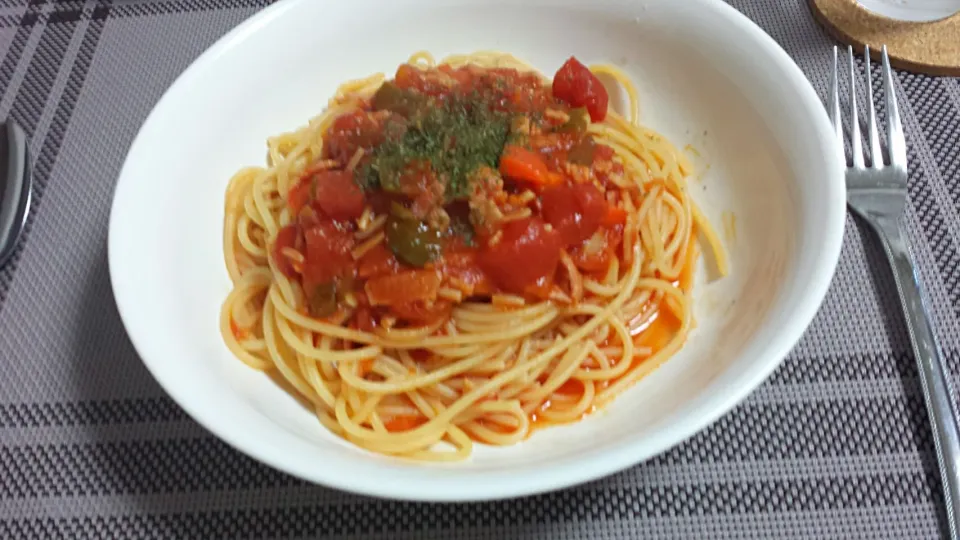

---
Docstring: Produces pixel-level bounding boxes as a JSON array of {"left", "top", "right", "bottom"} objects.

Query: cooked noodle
[{"left": 220, "top": 51, "right": 726, "bottom": 460}]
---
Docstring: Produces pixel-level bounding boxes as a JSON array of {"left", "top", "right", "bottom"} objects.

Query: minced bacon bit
[
  {"left": 544, "top": 108, "right": 570, "bottom": 123},
  {"left": 426, "top": 207, "right": 451, "bottom": 230},
  {"left": 562, "top": 161, "right": 594, "bottom": 185},
  {"left": 510, "top": 116, "right": 532, "bottom": 137}
]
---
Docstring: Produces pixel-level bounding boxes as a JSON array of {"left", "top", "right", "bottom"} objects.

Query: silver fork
[{"left": 833, "top": 45, "right": 960, "bottom": 538}]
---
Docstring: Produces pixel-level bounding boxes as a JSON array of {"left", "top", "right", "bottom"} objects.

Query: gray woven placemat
[{"left": 1, "top": 0, "right": 958, "bottom": 538}]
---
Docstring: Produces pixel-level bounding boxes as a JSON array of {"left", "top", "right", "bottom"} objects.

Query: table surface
[{"left": 1, "top": 0, "right": 959, "bottom": 538}]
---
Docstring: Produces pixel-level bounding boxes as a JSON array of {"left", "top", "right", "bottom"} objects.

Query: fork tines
[{"left": 829, "top": 45, "right": 906, "bottom": 171}]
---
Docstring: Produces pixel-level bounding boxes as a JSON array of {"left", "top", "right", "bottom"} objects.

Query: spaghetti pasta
[{"left": 220, "top": 51, "right": 726, "bottom": 461}]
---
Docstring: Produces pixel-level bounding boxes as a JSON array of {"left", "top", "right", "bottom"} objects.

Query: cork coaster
[{"left": 810, "top": 0, "right": 960, "bottom": 76}]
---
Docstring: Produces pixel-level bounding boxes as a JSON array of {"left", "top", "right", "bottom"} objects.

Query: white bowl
[{"left": 108, "top": 0, "right": 845, "bottom": 501}]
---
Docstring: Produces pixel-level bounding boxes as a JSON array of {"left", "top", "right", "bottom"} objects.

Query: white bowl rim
[{"left": 108, "top": 0, "right": 847, "bottom": 501}]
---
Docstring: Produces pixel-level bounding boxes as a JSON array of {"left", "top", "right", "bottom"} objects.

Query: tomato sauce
[{"left": 273, "top": 56, "right": 622, "bottom": 327}]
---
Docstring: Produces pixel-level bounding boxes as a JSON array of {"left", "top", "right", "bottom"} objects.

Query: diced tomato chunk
[
  {"left": 357, "top": 243, "right": 402, "bottom": 279},
  {"left": 394, "top": 63, "right": 449, "bottom": 96},
  {"left": 325, "top": 111, "right": 386, "bottom": 163},
  {"left": 302, "top": 222, "right": 355, "bottom": 287},
  {"left": 524, "top": 273, "right": 555, "bottom": 301},
  {"left": 552, "top": 57, "right": 609, "bottom": 122},
  {"left": 570, "top": 227, "right": 624, "bottom": 273},
  {"left": 434, "top": 249, "right": 495, "bottom": 296},
  {"left": 287, "top": 178, "right": 313, "bottom": 215},
  {"left": 479, "top": 218, "right": 562, "bottom": 294},
  {"left": 541, "top": 183, "right": 608, "bottom": 246},
  {"left": 354, "top": 306, "right": 377, "bottom": 332},
  {"left": 311, "top": 170, "right": 366, "bottom": 221}
]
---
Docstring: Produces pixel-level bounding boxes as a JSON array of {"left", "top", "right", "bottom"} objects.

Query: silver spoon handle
[
  {"left": 0, "top": 120, "right": 31, "bottom": 267},
  {"left": 876, "top": 218, "right": 960, "bottom": 539}
]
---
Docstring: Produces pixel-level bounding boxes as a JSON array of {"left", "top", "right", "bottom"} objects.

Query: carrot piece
[
  {"left": 602, "top": 205, "right": 628, "bottom": 227},
  {"left": 364, "top": 270, "right": 441, "bottom": 306},
  {"left": 499, "top": 145, "right": 561, "bottom": 187}
]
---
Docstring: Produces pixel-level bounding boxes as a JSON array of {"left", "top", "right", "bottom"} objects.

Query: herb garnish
[{"left": 358, "top": 92, "right": 510, "bottom": 200}]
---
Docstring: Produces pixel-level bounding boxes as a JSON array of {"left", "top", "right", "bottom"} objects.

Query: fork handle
[{"left": 875, "top": 217, "right": 960, "bottom": 539}]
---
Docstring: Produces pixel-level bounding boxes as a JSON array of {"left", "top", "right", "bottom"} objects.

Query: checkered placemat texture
[{"left": 0, "top": 0, "right": 958, "bottom": 538}]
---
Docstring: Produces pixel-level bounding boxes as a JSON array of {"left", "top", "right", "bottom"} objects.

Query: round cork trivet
[{"left": 810, "top": 0, "right": 960, "bottom": 76}]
